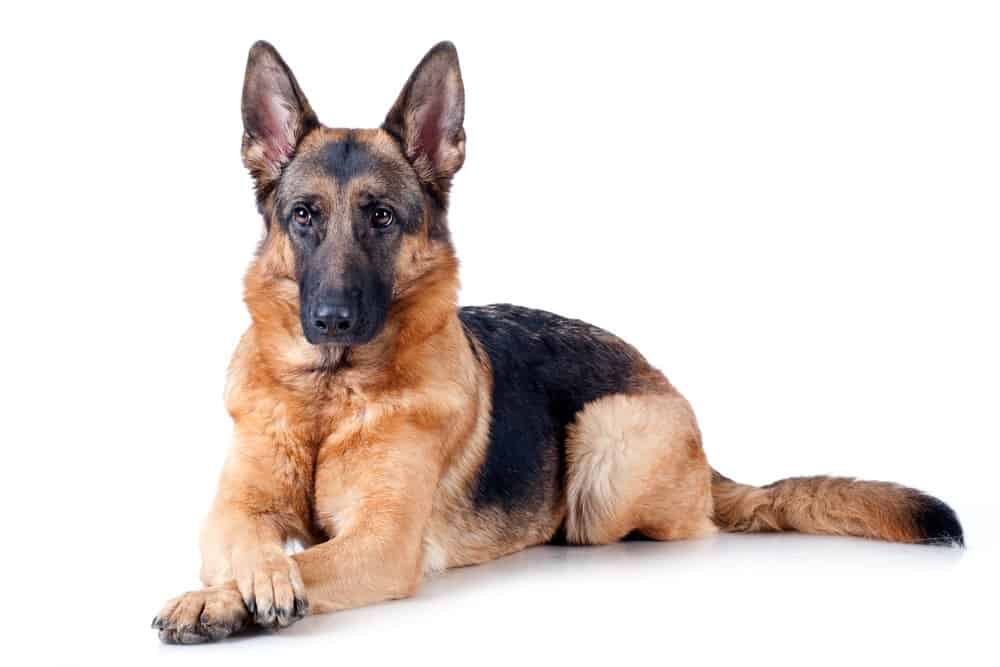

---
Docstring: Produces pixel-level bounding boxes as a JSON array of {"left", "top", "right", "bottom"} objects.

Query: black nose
[{"left": 311, "top": 302, "right": 356, "bottom": 337}]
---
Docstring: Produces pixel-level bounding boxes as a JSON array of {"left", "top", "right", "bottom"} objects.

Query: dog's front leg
[
  {"left": 295, "top": 421, "right": 442, "bottom": 613},
  {"left": 155, "top": 423, "right": 314, "bottom": 643}
]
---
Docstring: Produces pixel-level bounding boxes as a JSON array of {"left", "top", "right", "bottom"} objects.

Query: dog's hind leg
[{"left": 564, "top": 392, "right": 716, "bottom": 544}]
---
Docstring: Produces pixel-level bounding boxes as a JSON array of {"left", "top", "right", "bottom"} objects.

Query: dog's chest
[{"left": 305, "top": 401, "right": 367, "bottom": 532}]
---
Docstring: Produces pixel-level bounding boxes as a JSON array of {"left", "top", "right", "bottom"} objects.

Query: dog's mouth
[{"left": 302, "top": 327, "right": 376, "bottom": 348}]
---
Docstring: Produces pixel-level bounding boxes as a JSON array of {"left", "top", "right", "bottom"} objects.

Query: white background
[{"left": 2, "top": 1, "right": 998, "bottom": 665}]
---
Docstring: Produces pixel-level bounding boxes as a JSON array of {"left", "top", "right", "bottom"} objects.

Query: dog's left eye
[
  {"left": 292, "top": 206, "right": 312, "bottom": 226},
  {"left": 371, "top": 207, "right": 394, "bottom": 229}
]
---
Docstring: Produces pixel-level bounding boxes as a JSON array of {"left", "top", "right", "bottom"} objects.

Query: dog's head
[{"left": 241, "top": 41, "right": 464, "bottom": 347}]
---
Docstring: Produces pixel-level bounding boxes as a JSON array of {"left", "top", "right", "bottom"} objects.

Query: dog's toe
[{"left": 154, "top": 586, "right": 248, "bottom": 644}]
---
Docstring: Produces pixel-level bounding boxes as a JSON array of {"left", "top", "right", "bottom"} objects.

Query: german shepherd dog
[{"left": 153, "top": 41, "right": 964, "bottom": 644}]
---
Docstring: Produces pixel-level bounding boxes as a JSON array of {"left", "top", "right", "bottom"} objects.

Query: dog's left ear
[{"left": 383, "top": 42, "right": 465, "bottom": 202}]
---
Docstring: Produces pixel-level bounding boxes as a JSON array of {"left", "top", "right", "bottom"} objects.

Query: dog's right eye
[{"left": 292, "top": 206, "right": 312, "bottom": 226}]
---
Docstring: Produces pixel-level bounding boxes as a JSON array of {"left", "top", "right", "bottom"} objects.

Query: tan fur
[
  {"left": 711, "top": 474, "right": 927, "bottom": 543},
  {"left": 565, "top": 393, "right": 716, "bottom": 544}
]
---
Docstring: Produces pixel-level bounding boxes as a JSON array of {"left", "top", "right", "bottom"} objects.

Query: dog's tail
[{"left": 710, "top": 470, "right": 964, "bottom": 546}]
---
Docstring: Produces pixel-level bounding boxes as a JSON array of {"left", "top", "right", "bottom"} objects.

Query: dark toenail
[{"left": 293, "top": 597, "right": 309, "bottom": 616}]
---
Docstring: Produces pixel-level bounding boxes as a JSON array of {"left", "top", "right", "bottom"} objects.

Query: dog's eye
[
  {"left": 371, "top": 207, "right": 394, "bottom": 229},
  {"left": 292, "top": 206, "right": 312, "bottom": 226}
]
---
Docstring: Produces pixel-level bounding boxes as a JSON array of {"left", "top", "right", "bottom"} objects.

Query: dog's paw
[
  {"left": 153, "top": 585, "right": 248, "bottom": 644},
  {"left": 231, "top": 547, "right": 309, "bottom": 628}
]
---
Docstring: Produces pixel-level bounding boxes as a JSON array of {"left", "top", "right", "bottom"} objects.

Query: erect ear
[
  {"left": 241, "top": 41, "right": 318, "bottom": 201},
  {"left": 382, "top": 42, "right": 465, "bottom": 202}
]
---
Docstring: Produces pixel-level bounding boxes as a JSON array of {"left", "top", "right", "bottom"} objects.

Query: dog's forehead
[{"left": 280, "top": 129, "right": 413, "bottom": 197}]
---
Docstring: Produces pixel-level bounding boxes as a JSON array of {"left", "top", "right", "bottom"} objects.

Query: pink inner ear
[
  {"left": 415, "top": 94, "right": 447, "bottom": 164},
  {"left": 261, "top": 96, "right": 294, "bottom": 165}
]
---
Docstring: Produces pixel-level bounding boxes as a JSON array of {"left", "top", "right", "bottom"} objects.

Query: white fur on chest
[{"left": 421, "top": 533, "right": 450, "bottom": 575}]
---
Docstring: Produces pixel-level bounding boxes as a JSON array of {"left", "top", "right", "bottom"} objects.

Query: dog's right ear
[{"left": 241, "top": 41, "right": 318, "bottom": 201}]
